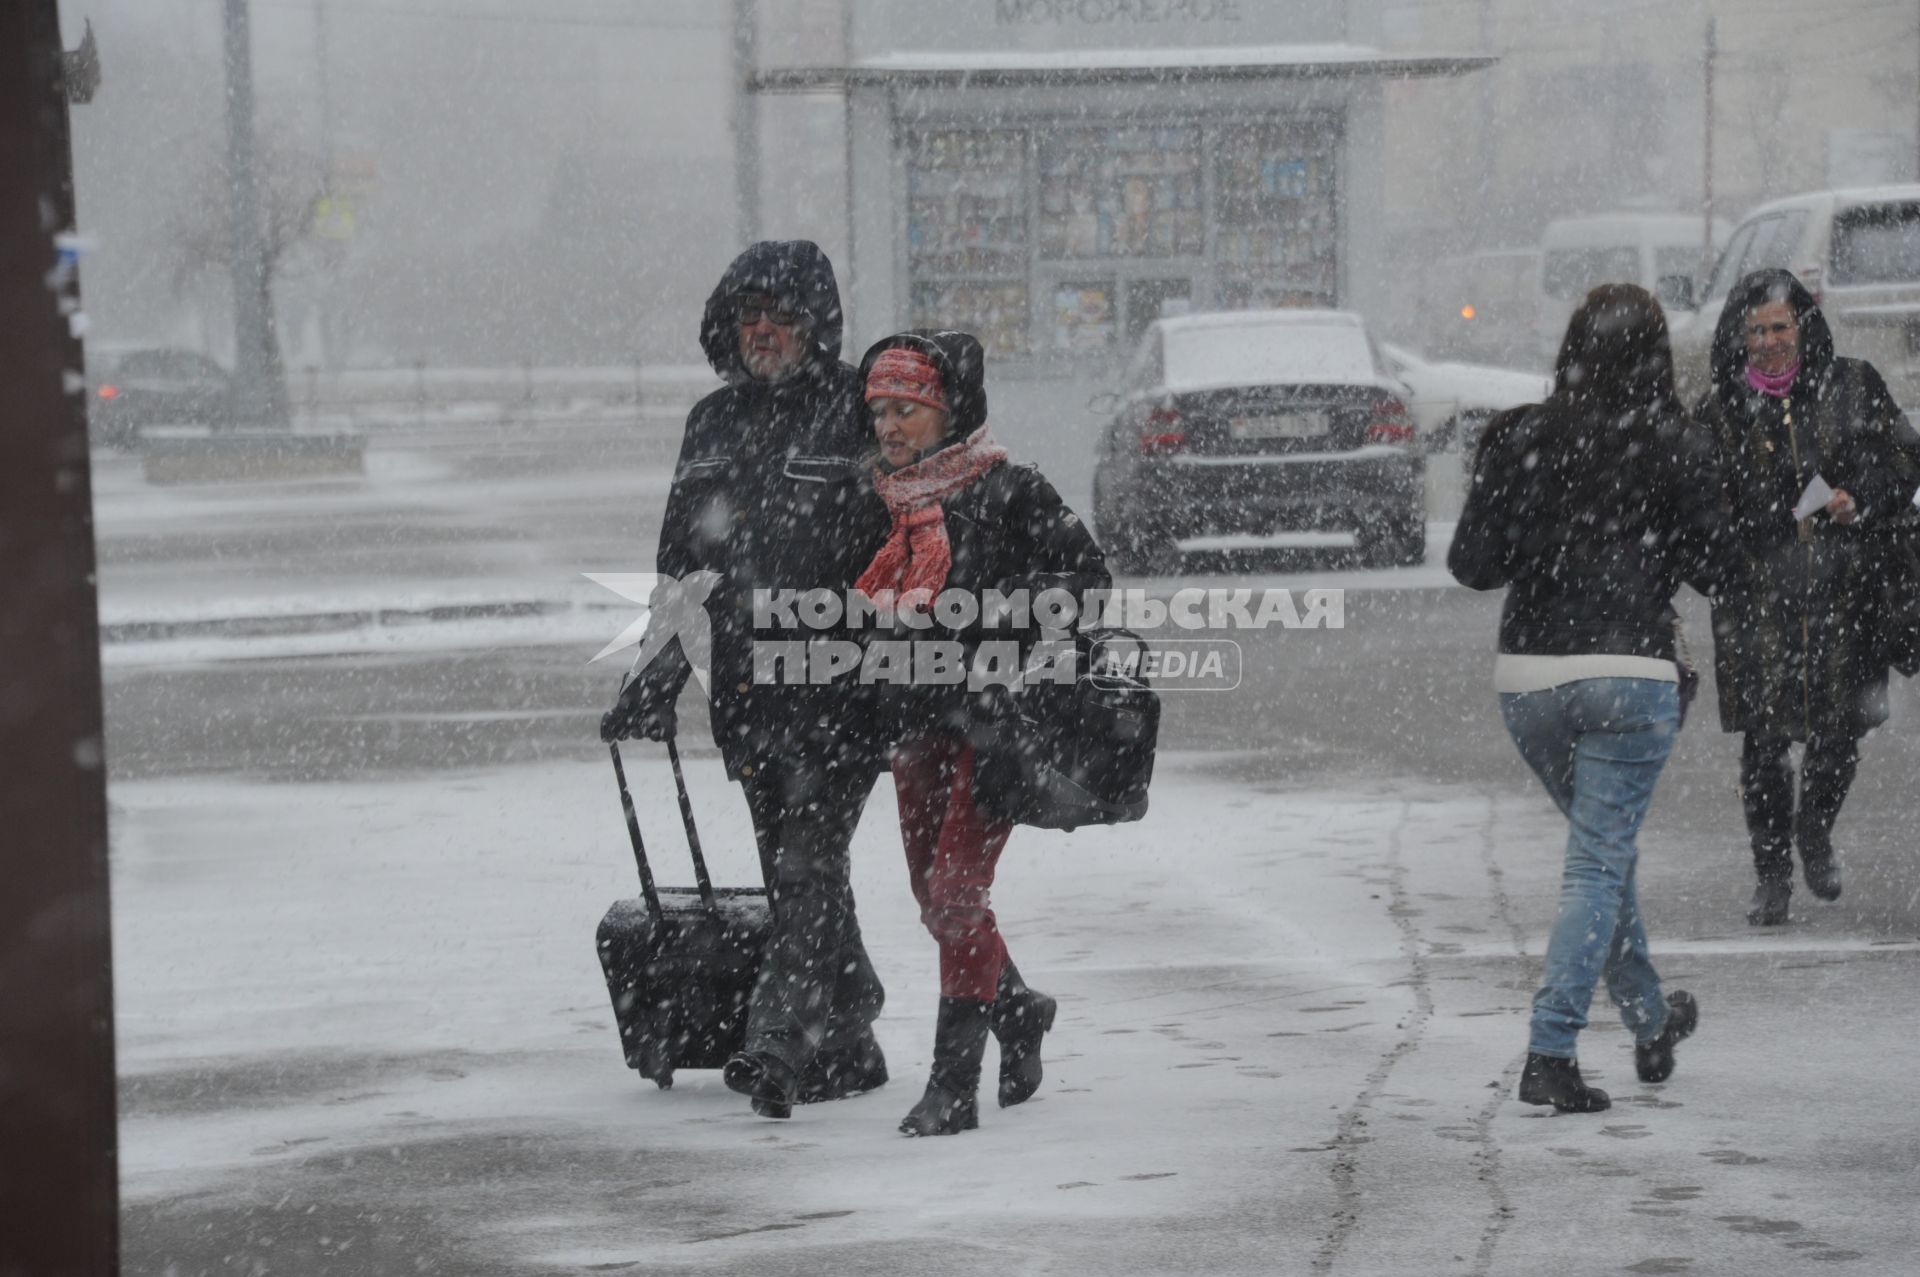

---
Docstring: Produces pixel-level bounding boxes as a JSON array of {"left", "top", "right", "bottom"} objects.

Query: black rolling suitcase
[{"left": 594, "top": 738, "right": 771, "bottom": 1089}]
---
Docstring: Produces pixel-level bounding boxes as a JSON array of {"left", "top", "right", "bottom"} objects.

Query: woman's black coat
[
  {"left": 854, "top": 331, "right": 1110, "bottom": 744},
  {"left": 1693, "top": 269, "right": 1910, "bottom": 739},
  {"left": 1449, "top": 402, "right": 1730, "bottom": 662}
]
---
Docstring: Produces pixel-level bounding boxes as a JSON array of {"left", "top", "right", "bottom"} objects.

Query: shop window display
[
  {"left": 1214, "top": 120, "right": 1338, "bottom": 308},
  {"left": 909, "top": 281, "right": 1031, "bottom": 359},
  {"left": 1037, "top": 127, "right": 1205, "bottom": 261},
  {"left": 907, "top": 129, "right": 1030, "bottom": 354},
  {"left": 1051, "top": 281, "right": 1117, "bottom": 350},
  {"left": 903, "top": 115, "right": 1340, "bottom": 355}
]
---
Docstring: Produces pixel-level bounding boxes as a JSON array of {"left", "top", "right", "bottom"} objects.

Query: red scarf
[{"left": 856, "top": 425, "right": 1009, "bottom": 610}]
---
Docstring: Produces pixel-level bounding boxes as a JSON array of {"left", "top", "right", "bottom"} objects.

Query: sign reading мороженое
[{"left": 995, "top": 0, "right": 1245, "bottom": 25}]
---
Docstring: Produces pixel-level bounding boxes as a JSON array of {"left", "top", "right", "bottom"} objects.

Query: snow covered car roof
[
  {"left": 1151, "top": 310, "right": 1389, "bottom": 395},
  {"left": 1541, "top": 213, "right": 1728, "bottom": 250},
  {"left": 1742, "top": 184, "right": 1920, "bottom": 218}
]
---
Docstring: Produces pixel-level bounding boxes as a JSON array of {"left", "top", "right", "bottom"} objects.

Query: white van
[
  {"left": 1533, "top": 213, "right": 1729, "bottom": 360},
  {"left": 1667, "top": 186, "right": 1920, "bottom": 406}
]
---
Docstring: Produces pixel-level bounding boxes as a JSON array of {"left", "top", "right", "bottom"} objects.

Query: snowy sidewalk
[{"left": 111, "top": 753, "right": 1917, "bottom": 1275}]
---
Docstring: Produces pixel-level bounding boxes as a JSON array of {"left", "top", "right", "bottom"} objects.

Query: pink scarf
[
  {"left": 856, "top": 425, "right": 1009, "bottom": 610},
  {"left": 1745, "top": 359, "right": 1800, "bottom": 398}
]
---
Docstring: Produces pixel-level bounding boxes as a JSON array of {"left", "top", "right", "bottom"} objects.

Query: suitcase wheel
[{"left": 654, "top": 1069, "right": 674, "bottom": 1090}]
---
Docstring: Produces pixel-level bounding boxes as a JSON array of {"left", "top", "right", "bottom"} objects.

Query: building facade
[{"left": 746, "top": 0, "right": 1486, "bottom": 501}]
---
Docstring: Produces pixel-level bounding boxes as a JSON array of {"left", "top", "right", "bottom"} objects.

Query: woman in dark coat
[
  {"left": 853, "top": 330, "right": 1109, "bottom": 1136},
  {"left": 1450, "top": 284, "right": 1729, "bottom": 1112},
  {"left": 1693, "top": 269, "right": 1909, "bottom": 925}
]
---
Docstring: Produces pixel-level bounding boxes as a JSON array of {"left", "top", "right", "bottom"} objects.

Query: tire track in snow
[
  {"left": 1465, "top": 790, "right": 1528, "bottom": 1277},
  {"left": 1310, "top": 801, "right": 1434, "bottom": 1275}
]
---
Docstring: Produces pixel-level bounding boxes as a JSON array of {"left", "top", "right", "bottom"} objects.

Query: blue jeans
[{"left": 1500, "top": 678, "right": 1679, "bottom": 1060}]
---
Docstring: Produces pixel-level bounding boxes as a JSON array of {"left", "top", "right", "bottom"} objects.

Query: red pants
[{"left": 891, "top": 734, "right": 1015, "bottom": 1001}]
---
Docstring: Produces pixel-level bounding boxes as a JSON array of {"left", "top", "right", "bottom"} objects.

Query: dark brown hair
[{"left": 1549, "top": 283, "right": 1683, "bottom": 421}]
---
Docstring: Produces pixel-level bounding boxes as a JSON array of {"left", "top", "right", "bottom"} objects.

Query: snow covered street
[
  {"left": 92, "top": 419, "right": 1920, "bottom": 1274},
  {"left": 27, "top": 2, "right": 1920, "bottom": 1272},
  {"left": 112, "top": 743, "right": 1919, "bottom": 1275}
]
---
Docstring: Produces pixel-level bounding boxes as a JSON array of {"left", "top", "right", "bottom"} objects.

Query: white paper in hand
[{"left": 1792, "top": 473, "right": 1835, "bottom": 521}]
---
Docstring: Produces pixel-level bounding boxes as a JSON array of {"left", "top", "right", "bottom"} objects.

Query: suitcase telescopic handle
[
  {"left": 665, "top": 736, "right": 720, "bottom": 914},
  {"left": 608, "top": 741, "right": 663, "bottom": 920}
]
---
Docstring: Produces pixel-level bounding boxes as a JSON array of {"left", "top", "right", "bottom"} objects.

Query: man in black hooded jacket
[{"left": 601, "top": 241, "right": 891, "bottom": 1116}]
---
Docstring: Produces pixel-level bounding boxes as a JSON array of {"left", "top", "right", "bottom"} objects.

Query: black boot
[
  {"left": 1800, "top": 850, "right": 1842, "bottom": 902},
  {"left": 992, "top": 961, "right": 1057, "bottom": 1109},
  {"left": 1634, "top": 990, "right": 1699, "bottom": 1084},
  {"left": 1747, "top": 877, "right": 1792, "bottom": 926},
  {"left": 1796, "top": 734, "right": 1859, "bottom": 902},
  {"left": 899, "top": 997, "right": 991, "bottom": 1137},
  {"left": 1796, "top": 815, "right": 1843, "bottom": 902},
  {"left": 795, "top": 1027, "right": 889, "bottom": 1104},
  {"left": 1517, "top": 1052, "right": 1611, "bottom": 1113},
  {"left": 1741, "top": 735, "right": 1795, "bottom": 915},
  {"left": 723, "top": 1050, "right": 796, "bottom": 1120}
]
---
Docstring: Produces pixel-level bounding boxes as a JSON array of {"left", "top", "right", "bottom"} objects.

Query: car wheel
[
  {"left": 1107, "top": 533, "right": 1179, "bottom": 577},
  {"left": 1390, "top": 517, "right": 1427, "bottom": 567},
  {"left": 91, "top": 419, "right": 135, "bottom": 452},
  {"left": 1095, "top": 481, "right": 1178, "bottom": 576},
  {"left": 1361, "top": 510, "right": 1426, "bottom": 568}
]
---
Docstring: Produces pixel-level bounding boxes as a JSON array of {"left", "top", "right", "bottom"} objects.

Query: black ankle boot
[
  {"left": 1747, "top": 878, "right": 1791, "bottom": 926},
  {"left": 992, "top": 962, "right": 1058, "bottom": 1109},
  {"left": 1802, "top": 854, "right": 1842, "bottom": 901},
  {"left": 723, "top": 1050, "right": 795, "bottom": 1120},
  {"left": 900, "top": 997, "right": 991, "bottom": 1137},
  {"left": 1796, "top": 815, "right": 1843, "bottom": 902},
  {"left": 1517, "top": 1052, "right": 1611, "bottom": 1113},
  {"left": 795, "top": 1028, "right": 888, "bottom": 1104},
  {"left": 1634, "top": 990, "right": 1699, "bottom": 1084}
]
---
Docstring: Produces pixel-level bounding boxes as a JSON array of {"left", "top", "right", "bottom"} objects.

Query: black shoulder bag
[{"left": 969, "top": 628, "right": 1160, "bottom": 832}]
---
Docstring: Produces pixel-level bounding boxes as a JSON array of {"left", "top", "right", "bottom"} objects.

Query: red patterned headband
[{"left": 865, "top": 346, "right": 947, "bottom": 412}]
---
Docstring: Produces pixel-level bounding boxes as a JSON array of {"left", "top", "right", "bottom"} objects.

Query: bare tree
[
  {"left": 1739, "top": 53, "right": 1794, "bottom": 202},
  {"left": 168, "top": 117, "right": 326, "bottom": 410}
]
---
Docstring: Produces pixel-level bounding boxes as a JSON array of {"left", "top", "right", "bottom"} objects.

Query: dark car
[
  {"left": 89, "top": 346, "right": 232, "bottom": 446},
  {"left": 1091, "top": 310, "right": 1425, "bottom": 574}
]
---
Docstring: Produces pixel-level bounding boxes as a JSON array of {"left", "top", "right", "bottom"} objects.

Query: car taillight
[
  {"left": 1139, "top": 406, "right": 1186, "bottom": 456},
  {"left": 1366, "top": 398, "right": 1414, "bottom": 446},
  {"left": 97, "top": 384, "right": 119, "bottom": 400}
]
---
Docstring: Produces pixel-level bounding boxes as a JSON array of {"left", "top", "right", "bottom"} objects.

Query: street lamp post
[
  {"left": 223, "top": 0, "right": 287, "bottom": 428},
  {"left": 1702, "top": 15, "right": 1718, "bottom": 282}
]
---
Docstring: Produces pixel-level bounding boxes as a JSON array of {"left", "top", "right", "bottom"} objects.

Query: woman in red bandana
[{"left": 854, "top": 331, "right": 1109, "bottom": 1137}]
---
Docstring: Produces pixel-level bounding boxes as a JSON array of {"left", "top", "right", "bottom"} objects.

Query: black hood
[
  {"left": 856, "top": 329, "right": 990, "bottom": 443},
  {"left": 699, "top": 240, "right": 845, "bottom": 381},
  {"left": 1710, "top": 268, "right": 1836, "bottom": 403}
]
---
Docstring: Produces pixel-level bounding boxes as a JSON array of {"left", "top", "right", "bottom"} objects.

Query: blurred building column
[{"left": 0, "top": 2, "right": 120, "bottom": 1275}]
